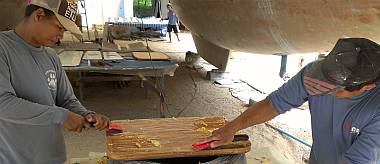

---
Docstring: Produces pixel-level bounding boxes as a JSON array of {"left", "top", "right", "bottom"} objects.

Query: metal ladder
[{"left": 77, "top": 0, "right": 91, "bottom": 41}]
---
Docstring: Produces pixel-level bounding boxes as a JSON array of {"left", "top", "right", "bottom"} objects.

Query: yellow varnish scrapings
[
  {"left": 135, "top": 142, "right": 142, "bottom": 148},
  {"left": 149, "top": 139, "right": 161, "bottom": 147},
  {"left": 195, "top": 127, "right": 218, "bottom": 133}
]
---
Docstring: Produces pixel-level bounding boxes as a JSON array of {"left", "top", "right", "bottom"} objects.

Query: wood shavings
[
  {"left": 137, "top": 135, "right": 146, "bottom": 139},
  {"left": 200, "top": 121, "right": 208, "bottom": 127},
  {"left": 217, "top": 119, "right": 226, "bottom": 124},
  {"left": 149, "top": 139, "right": 161, "bottom": 147},
  {"left": 194, "top": 118, "right": 226, "bottom": 128},
  {"left": 194, "top": 120, "right": 208, "bottom": 127},
  {"left": 195, "top": 127, "right": 218, "bottom": 133},
  {"left": 96, "top": 156, "right": 108, "bottom": 164},
  {"left": 124, "top": 135, "right": 135, "bottom": 139},
  {"left": 207, "top": 128, "right": 218, "bottom": 133},
  {"left": 113, "top": 131, "right": 130, "bottom": 136},
  {"left": 124, "top": 134, "right": 161, "bottom": 148},
  {"left": 195, "top": 127, "right": 207, "bottom": 132},
  {"left": 135, "top": 143, "right": 142, "bottom": 148}
]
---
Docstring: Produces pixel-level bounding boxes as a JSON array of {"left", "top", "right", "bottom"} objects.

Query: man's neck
[{"left": 14, "top": 21, "right": 41, "bottom": 47}]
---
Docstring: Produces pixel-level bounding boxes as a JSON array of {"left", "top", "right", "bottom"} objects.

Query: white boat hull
[{"left": 172, "top": 0, "right": 380, "bottom": 54}]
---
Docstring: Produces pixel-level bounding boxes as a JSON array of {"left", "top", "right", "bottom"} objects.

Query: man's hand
[
  {"left": 195, "top": 99, "right": 278, "bottom": 149},
  {"left": 85, "top": 114, "right": 110, "bottom": 131},
  {"left": 194, "top": 124, "right": 237, "bottom": 148},
  {"left": 63, "top": 112, "right": 89, "bottom": 132}
]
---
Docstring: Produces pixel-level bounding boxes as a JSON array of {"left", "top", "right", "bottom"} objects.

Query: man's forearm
[{"left": 227, "top": 98, "right": 279, "bottom": 132}]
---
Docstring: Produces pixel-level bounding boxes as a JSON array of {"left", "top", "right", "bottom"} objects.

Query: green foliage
[{"left": 134, "top": 0, "right": 153, "bottom": 17}]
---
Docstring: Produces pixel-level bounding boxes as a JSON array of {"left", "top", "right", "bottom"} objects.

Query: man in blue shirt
[
  {"left": 196, "top": 38, "right": 380, "bottom": 163},
  {"left": 164, "top": 3, "right": 180, "bottom": 43}
]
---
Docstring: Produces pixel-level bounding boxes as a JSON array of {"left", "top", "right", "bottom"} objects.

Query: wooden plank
[
  {"left": 83, "top": 51, "right": 124, "bottom": 60},
  {"left": 58, "top": 51, "right": 83, "bottom": 67},
  {"left": 132, "top": 52, "right": 170, "bottom": 60},
  {"left": 79, "top": 76, "right": 134, "bottom": 82},
  {"left": 52, "top": 42, "right": 101, "bottom": 51},
  {"left": 102, "top": 42, "right": 121, "bottom": 52},
  {"left": 107, "top": 117, "right": 251, "bottom": 161},
  {"left": 103, "top": 52, "right": 124, "bottom": 60},
  {"left": 118, "top": 52, "right": 134, "bottom": 59},
  {"left": 126, "top": 42, "right": 149, "bottom": 52},
  {"left": 83, "top": 51, "right": 102, "bottom": 60}
]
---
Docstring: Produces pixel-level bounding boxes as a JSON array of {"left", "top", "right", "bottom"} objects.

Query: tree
[{"left": 134, "top": 0, "right": 153, "bottom": 17}]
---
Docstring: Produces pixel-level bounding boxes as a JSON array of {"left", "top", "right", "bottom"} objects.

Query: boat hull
[{"left": 171, "top": 0, "right": 380, "bottom": 54}]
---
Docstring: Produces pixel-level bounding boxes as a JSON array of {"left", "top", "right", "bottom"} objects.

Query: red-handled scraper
[{"left": 192, "top": 134, "right": 249, "bottom": 151}]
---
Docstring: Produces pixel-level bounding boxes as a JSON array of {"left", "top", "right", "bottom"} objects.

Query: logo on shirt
[
  {"left": 346, "top": 121, "right": 360, "bottom": 135},
  {"left": 350, "top": 127, "right": 360, "bottom": 135},
  {"left": 46, "top": 70, "right": 57, "bottom": 91}
]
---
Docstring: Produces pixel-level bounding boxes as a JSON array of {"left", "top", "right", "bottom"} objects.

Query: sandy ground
[{"left": 64, "top": 32, "right": 311, "bottom": 164}]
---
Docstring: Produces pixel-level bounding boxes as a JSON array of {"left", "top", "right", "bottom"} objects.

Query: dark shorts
[{"left": 167, "top": 25, "right": 178, "bottom": 33}]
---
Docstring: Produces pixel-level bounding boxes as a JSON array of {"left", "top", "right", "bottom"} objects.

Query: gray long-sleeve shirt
[{"left": 0, "top": 31, "right": 94, "bottom": 164}]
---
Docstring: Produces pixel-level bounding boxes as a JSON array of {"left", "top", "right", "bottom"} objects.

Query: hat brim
[
  {"left": 55, "top": 13, "right": 82, "bottom": 36},
  {"left": 303, "top": 61, "right": 343, "bottom": 95}
]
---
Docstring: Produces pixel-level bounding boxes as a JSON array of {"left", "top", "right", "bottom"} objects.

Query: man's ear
[
  {"left": 361, "top": 83, "right": 376, "bottom": 92},
  {"left": 33, "top": 8, "right": 46, "bottom": 22}
]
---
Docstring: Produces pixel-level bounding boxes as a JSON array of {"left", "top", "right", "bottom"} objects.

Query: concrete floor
[{"left": 64, "top": 32, "right": 310, "bottom": 164}]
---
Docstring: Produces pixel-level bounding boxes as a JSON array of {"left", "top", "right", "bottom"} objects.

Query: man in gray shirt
[{"left": 0, "top": 0, "right": 110, "bottom": 163}]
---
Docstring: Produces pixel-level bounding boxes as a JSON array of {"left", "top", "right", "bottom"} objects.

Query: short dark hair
[{"left": 25, "top": 4, "right": 54, "bottom": 17}]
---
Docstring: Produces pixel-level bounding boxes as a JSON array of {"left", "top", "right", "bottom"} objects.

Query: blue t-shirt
[
  {"left": 168, "top": 10, "right": 178, "bottom": 25},
  {"left": 268, "top": 63, "right": 380, "bottom": 164}
]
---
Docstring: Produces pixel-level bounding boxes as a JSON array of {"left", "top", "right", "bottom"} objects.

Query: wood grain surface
[
  {"left": 132, "top": 52, "right": 170, "bottom": 60},
  {"left": 106, "top": 117, "right": 251, "bottom": 161},
  {"left": 58, "top": 51, "right": 83, "bottom": 67}
]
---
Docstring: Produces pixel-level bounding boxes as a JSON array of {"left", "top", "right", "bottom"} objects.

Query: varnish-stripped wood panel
[
  {"left": 132, "top": 52, "right": 170, "bottom": 60},
  {"left": 103, "top": 52, "right": 124, "bottom": 60},
  {"left": 82, "top": 51, "right": 124, "bottom": 60},
  {"left": 58, "top": 51, "right": 83, "bottom": 67},
  {"left": 126, "top": 42, "right": 149, "bottom": 52},
  {"left": 83, "top": 51, "right": 102, "bottom": 60},
  {"left": 107, "top": 117, "right": 251, "bottom": 161}
]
